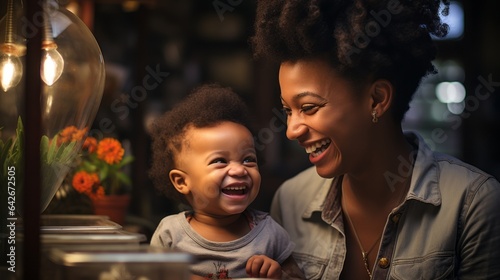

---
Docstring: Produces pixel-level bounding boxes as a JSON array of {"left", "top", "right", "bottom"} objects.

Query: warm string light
[
  {"left": 41, "top": 1, "right": 64, "bottom": 86},
  {"left": 0, "top": 0, "right": 65, "bottom": 92},
  {"left": 0, "top": 49, "right": 23, "bottom": 92},
  {"left": 41, "top": 42, "right": 64, "bottom": 86},
  {"left": 0, "top": 0, "right": 23, "bottom": 92}
]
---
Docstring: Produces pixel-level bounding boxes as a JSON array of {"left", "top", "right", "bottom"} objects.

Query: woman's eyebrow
[{"left": 281, "top": 91, "right": 327, "bottom": 103}]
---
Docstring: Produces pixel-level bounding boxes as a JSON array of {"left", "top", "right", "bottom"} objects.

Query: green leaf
[
  {"left": 116, "top": 172, "right": 132, "bottom": 186},
  {"left": 1, "top": 116, "right": 24, "bottom": 201},
  {"left": 57, "top": 141, "right": 77, "bottom": 164},
  {"left": 47, "top": 135, "right": 58, "bottom": 163},
  {"left": 53, "top": 140, "right": 68, "bottom": 161},
  {"left": 40, "top": 135, "right": 50, "bottom": 161},
  {"left": 81, "top": 160, "right": 97, "bottom": 172},
  {"left": 7, "top": 136, "right": 21, "bottom": 167},
  {"left": 117, "top": 155, "right": 134, "bottom": 168},
  {"left": 99, "top": 164, "right": 109, "bottom": 181},
  {"left": 0, "top": 138, "right": 13, "bottom": 167},
  {"left": 9, "top": 116, "right": 24, "bottom": 166}
]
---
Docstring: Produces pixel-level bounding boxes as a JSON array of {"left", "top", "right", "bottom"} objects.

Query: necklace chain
[
  {"left": 342, "top": 178, "right": 410, "bottom": 279},
  {"left": 342, "top": 199, "right": 381, "bottom": 279}
]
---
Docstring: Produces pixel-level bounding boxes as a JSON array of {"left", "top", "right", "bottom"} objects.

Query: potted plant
[{"left": 63, "top": 126, "right": 134, "bottom": 224}]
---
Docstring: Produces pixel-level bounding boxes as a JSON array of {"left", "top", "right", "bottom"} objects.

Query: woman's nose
[{"left": 286, "top": 114, "right": 307, "bottom": 140}]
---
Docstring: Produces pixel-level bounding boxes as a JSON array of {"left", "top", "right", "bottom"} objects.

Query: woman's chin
[{"left": 314, "top": 164, "right": 338, "bottom": 179}]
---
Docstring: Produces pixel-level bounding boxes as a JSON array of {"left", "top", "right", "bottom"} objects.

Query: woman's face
[{"left": 279, "top": 59, "right": 374, "bottom": 178}]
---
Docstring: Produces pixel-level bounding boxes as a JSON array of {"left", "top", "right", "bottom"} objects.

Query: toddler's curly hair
[
  {"left": 149, "top": 84, "right": 256, "bottom": 204},
  {"left": 251, "top": 0, "right": 449, "bottom": 122}
]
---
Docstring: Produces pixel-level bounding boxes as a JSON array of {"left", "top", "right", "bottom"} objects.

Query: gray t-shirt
[{"left": 150, "top": 208, "right": 295, "bottom": 279}]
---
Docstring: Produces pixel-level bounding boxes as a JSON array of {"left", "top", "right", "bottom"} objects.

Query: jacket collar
[
  {"left": 301, "top": 131, "right": 442, "bottom": 223},
  {"left": 405, "top": 131, "right": 441, "bottom": 206},
  {"left": 302, "top": 176, "right": 334, "bottom": 220}
]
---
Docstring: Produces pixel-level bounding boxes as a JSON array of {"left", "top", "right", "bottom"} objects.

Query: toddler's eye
[
  {"left": 210, "top": 158, "right": 227, "bottom": 164},
  {"left": 243, "top": 156, "right": 257, "bottom": 165},
  {"left": 244, "top": 157, "right": 256, "bottom": 163}
]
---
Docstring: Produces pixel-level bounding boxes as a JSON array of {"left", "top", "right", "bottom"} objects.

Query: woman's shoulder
[
  {"left": 435, "top": 153, "right": 500, "bottom": 205},
  {"left": 281, "top": 166, "right": 332, "bottom": 189},
  {"left": 427, "top": 151, "right": 500, "bottom": 190},
  {"left": 276, "top": 166, "right": 334, "bottom": 205},
  {"left": 435, "top": 152, "right": 496, "bottom": 177},
  {"left": 273, "top": 166, "right": 334, "bottom": 211},
  {"left": 410, "top": 131, "right": 500, "bottom": 193}
]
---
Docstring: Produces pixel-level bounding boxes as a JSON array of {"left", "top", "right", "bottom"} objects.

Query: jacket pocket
[
  {"left": 391, "top": 251, "right": 454, "bottom": 280},
  {"left": 293, "top": 252, "right": 328, "bottom": 280}
]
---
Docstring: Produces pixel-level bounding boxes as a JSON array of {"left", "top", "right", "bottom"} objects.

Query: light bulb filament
[
  {"left": 41, "top": 42, "right": 64, "bottom": 86},
  {"left": 41, "top": 49, "right": 64, "bottom": 86},
  {"left": 0, "top": 52, "right": 23, "bottom": 92},
  {"left": 1, "top": 59, "right": 15, "bottom": 89}
]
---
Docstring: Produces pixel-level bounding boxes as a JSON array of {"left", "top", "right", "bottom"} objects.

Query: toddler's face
[{"left": 173, "top": 121, "right": 261, "bottom": 216}]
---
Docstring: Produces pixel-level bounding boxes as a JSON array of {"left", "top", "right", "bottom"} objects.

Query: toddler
[{"left": 149, "top": 84, "right": 304, "bottom": 279}]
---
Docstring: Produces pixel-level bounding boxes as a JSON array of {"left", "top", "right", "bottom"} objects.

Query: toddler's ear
[{"left": 169, "top": 169, "right": 190, "bottom": 194}]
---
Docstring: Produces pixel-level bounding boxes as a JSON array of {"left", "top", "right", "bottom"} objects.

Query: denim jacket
[{"left": 270, "top": 132, "right": 500, "bottom": 279}]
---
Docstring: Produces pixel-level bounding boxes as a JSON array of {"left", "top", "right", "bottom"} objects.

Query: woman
[{"left": 251, "top": 0, "right": 500, "bottom": 279}]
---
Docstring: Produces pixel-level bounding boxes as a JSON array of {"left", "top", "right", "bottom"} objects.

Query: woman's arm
[{"left": 458, "top": 177, "right": 500, "bottom": 279}]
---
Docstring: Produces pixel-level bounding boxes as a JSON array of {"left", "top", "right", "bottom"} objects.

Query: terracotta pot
[{"left": 93, "top": 194, "right": 130, "bottom": 225}]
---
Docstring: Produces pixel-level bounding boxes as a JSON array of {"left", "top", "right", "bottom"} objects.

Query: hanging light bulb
[
  {"left": 0, "top": 49, "right": 22, "bottom": 92},
  {"left": 40, "top": 2, "right": 64, "bottom": 86},
  {"left": 0, "top": 0, "right": 25, "bottom": 92},
  {"left": 41, "top": 41, "right": 64, "bottom": 86},
  {"left": 1, "top": 0, "right": 106, "bottom": 213}
]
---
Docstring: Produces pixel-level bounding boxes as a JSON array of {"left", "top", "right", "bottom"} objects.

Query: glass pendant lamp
[{"left": 0, "top": 0, "right": 105, "bottom": 213}]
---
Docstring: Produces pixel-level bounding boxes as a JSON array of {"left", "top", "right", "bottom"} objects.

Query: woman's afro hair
[
  {"left": 251, "top": 0, "right": 449, "bottom": 122},
  {"left": 149, "top": 84, "right": 256, "bottom": 204}
]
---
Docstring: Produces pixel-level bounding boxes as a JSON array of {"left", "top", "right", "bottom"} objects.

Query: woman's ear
[
  {"left": 169, "top": 169, "right": 190, "bottom": 195},
  {"left": 370, "top": 79, "right": 393, "bottom": 118}
]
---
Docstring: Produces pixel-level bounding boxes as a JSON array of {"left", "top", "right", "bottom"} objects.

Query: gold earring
[{"left": 372, "top": 110, "right": 378, "bottom": 123}]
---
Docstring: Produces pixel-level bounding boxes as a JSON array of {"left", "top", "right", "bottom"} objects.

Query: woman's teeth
[{"left": 305, "top": 139, "right": 331, "bottom": 157}]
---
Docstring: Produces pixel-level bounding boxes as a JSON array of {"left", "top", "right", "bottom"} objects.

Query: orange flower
[
  {"left": 88, "top": 185, "right": 105, "bottom": 201},
  {"left": 72, "top": 171, "right": 106, "bottom": 200},
  {"left": 97, "top": 138, "right": 124, "bottom": 165},
  {"left": 83, "top": 137, "right": 98, "bottom": 153},
  {"left": 72, "top": 171, "right": 99, "bottom": 194},
  {"left": 57, "top": 126, "right": 88, "bottom": 145},
  {"left": 73, "top": 128, "right": 87, "bottom": 142},
  {"left": 66, "top": 132, "right": 133, "bottom": 198}
]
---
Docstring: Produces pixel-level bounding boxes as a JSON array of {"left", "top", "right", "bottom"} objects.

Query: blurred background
[{"left": 5, "top": 0, "right": 499, "bottom": 240}]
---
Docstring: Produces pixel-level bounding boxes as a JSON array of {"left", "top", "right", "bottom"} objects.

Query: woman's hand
[{"left": 246, "top": 254, "right": 282, "bottom": 279}]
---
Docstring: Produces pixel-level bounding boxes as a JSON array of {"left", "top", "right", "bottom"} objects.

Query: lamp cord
[
  {"left": 42, "top": 1, "right": 54, "bottom": 42},
  {"left": 5, "top": 0, "right": 14, "bottom": 43}
]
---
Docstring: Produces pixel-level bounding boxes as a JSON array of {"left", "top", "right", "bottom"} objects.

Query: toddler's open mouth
[{"left": 221, "top": 185, "right": 248, "bottom": 195}]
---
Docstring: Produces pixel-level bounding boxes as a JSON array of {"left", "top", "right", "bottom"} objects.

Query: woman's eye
[
  {"left": 300, "top": 104, "right": 319, "bottom": 114},
  {"left": 281, "top": 107, "right": 292, "bottom": 116}
]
